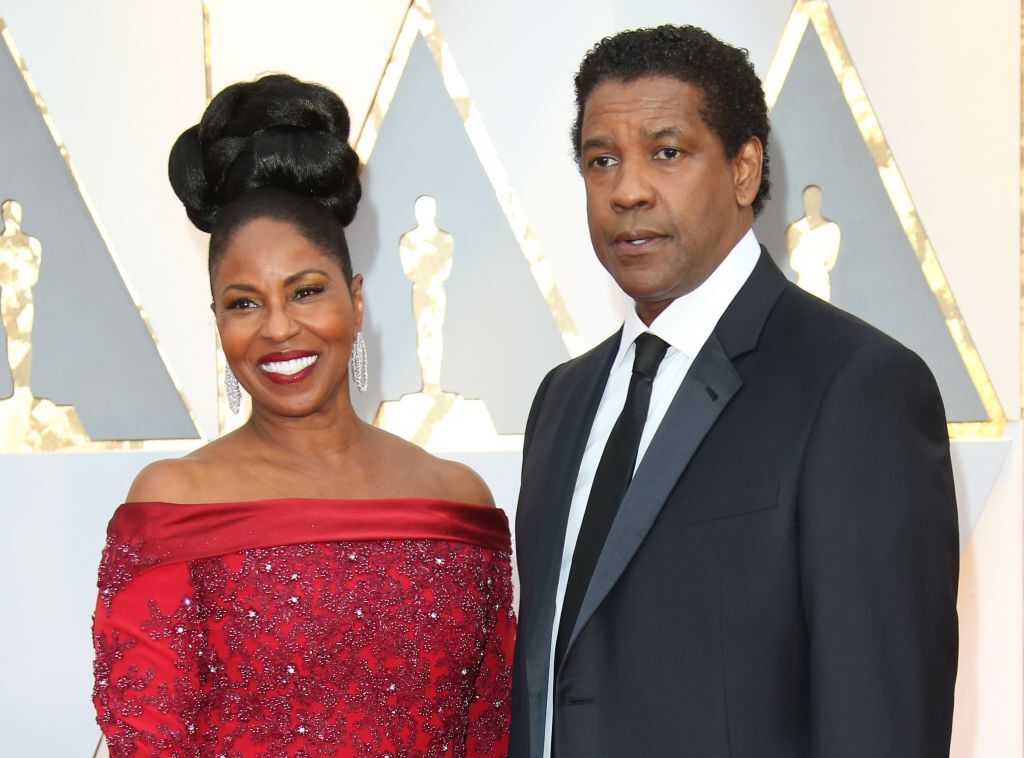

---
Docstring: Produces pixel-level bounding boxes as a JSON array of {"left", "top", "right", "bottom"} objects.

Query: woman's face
[{"left": 212, "top": 216, "right": 362, "bottom": 418}]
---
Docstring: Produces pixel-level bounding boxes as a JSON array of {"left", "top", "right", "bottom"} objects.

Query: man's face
[{"left": 579, "top": 76, "right": 760, "bottom": 323}]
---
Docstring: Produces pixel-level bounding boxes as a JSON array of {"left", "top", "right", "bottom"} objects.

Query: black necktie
[{"left": 554, "top": 332, "right": 670, "bottom": 672}]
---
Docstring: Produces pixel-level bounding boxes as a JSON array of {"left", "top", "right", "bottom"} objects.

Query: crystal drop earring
[
  {"left": 350, "top": 331, "right": 368, "bottom": 393},
  {"left": 224, "top": 363, "right": 242, "bottom": 414}
]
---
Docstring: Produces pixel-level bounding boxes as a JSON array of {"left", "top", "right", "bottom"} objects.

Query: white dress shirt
[{"left": 542, "top": 229, "right": 761, "bottom": 756}]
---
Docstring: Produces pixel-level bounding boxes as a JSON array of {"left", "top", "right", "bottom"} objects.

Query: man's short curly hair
[{"left": 572, "top": 25, "right": 771, "bottom": 216}]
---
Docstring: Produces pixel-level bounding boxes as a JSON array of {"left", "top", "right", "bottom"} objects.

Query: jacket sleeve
[
  {"left": 93, "top": 549, "right": 202, "bottom": 757},
  {"left": 522, "top": 366, "right": 558, "bottom": 464},
  {"left": 466, "top": 548, "right": 517, "bottom": 756},
  {"left": 798, "top": 341, "right": 959, "bottom": 757}
]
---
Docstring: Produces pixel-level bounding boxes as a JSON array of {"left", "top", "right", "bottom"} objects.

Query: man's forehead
[{"left": 581, "top": 77, "right": 705, "bottom": 130}]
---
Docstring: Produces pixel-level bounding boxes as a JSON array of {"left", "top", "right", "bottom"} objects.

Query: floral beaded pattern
[
  {"left": 93, "top": 539, "right": 514, "bottom": 757},
  {"left": 96, "top": 535, "right": 154, "bottom": 610}
]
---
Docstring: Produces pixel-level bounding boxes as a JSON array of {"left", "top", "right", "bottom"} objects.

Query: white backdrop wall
[{"left": 0, "top": 1, "right": 1019, "bottom": 755}]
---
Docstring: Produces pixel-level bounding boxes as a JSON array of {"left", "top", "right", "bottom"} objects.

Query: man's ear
[{"left": 732, "top": 136, "right": 763, "bottom": 209}]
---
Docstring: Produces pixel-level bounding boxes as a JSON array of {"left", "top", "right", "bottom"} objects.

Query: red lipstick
[{"left": 258, "top": 350, "right": 320, "bottom": 385}]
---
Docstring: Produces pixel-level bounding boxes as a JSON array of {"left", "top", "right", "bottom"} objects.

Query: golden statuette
[
  {"left": 0, "top": 199, "right": 88, "bottom": 451},
  {"left": 786, "top": 185, "right": 841, "bottom": 302},
  {"left": 375, "top": 195, "right": 501, "bottom": 450},
  {"left": 401, "top": 195, "right": 453, "bottom": 396}
]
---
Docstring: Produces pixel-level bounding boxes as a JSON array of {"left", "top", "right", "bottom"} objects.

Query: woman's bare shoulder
[
  {"left": 432, "top": 456, "right": 495, "bottom": 507},
  {"left": 125, "top": 456, "right": 205, "bottom": 504},
  {"left": 377, "top": 431, "right": 495, "bottom": 507},
  {"left": 125, "top": 435, "right": 242, "bottom": 504}
]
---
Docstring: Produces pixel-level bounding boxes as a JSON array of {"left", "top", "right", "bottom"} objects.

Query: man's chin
[
  {"left": 621, "top": 293, "right": 680, "bottom": 324},
  {"left": 615, "top": 278, "right": 685, "bottom": 306}
]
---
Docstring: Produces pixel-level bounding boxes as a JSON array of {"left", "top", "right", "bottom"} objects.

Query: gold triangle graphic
[
  {"left": 764, "top": 0, "right": 1006, "bottom": 439},
  {"left": 0, "top": 18, "right": 204, "bottom": 452},
  {"left": 356, "top": 0, "right": 582, "bottom": 358},
  {"left": 349, "top": 0, "right": 582, "bottom": 449}
]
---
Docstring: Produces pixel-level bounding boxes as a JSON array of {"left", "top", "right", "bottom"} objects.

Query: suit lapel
[
  {"left": 562, "top": 249, "right": 788, "bottom": 663},
  {"left": 564, "top": 333, "right": 741, "bottom": 660}
]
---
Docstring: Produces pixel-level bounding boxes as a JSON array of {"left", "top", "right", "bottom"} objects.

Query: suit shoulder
[
  {"left": 545, "top": 332, "right": 620, "bottom": 386},
  {"left": 764, "top": 284, "right": 942, "bottom": 416},
  {"left": 771, "top": 281, "right": 916, "bottom": 360},
  {"left": 522, "top": 332, "right": 618, "bottom": 454}
]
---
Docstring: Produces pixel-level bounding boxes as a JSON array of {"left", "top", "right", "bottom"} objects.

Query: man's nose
[{"left": 610, "top": 160, "right": 655, "bottom": 210}]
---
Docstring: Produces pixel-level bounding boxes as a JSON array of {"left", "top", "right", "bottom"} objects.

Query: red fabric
[
  {"left": 93, "top": 499, "right": 515, "bottom": 757},
  {"left": 110, "top": 497, "right": 511, "bottom": 566}
]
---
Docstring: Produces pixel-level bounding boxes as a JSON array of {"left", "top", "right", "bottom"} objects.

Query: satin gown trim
[{"left": 108, "top": 498, "right": 511, "bottom": 568}]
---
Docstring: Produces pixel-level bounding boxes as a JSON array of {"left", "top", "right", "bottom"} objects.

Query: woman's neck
[{"left": 243, "top": 397, "right": 368, "bottom": 460}]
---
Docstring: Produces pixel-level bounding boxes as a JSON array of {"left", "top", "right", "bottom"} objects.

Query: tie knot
[{"left": 632, "top": 333, "right": 669, "bottom": 380}]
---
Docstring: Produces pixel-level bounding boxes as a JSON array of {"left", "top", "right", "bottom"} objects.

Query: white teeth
[
  {"left": 630, "top": 239, "right": 646, "bottom": 245},
  {"left": 260, "top": 355, "right": 318, "bottom": 376}
]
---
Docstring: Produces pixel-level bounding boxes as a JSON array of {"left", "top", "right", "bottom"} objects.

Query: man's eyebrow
[
  {"left": 580, "top": 135, "right": 613, "bottom": 153},
  {"left": 646, "top": 126, "right": 685, "bottom": 141}
]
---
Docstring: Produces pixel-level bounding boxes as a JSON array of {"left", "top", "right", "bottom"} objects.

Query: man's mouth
[{"left": 615, "top": 231, "right": 667, "bottom": 250}]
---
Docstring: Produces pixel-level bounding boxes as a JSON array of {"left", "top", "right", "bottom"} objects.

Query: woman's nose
[{"left": 261, "top": 303, "right": 300, "bottom": 342}]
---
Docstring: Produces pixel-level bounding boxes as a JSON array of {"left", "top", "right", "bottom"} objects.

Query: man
[{"left": 510, "top": 25, "right": 958, "bottom": 758}]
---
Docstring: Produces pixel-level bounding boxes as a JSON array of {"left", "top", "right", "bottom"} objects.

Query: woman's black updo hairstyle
[{"left": 168, "top": 74, "right": 361, "bottom": 284}]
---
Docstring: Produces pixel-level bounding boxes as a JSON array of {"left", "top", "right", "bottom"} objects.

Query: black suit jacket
[{"left": 510, "top": 250, "right": 958, "bottom": 758}]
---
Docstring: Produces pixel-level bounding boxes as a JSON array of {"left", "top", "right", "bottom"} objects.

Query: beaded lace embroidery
[{"left": 93, "top": 539, "right": 513, "bottom": 757}]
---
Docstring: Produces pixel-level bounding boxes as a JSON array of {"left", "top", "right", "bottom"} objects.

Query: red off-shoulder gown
[{"left": 92, "top": 498, "right": 515, "bottom": 757}]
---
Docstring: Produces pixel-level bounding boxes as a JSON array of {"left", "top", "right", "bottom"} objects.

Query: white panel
[
  {"left": 0, "top": 450, "right": 189, "bottom": 755},
  {"left": 210, "top": 0, "right": 411, "bottom": 133}
]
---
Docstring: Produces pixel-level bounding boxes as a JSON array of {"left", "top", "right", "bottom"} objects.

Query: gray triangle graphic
[
  {"left": 951, "top": 438, "right": 1012, "bottom": 548},
  {"left": 754, "top": 28, "right": 986, "bottom": 422},
  {"left": 0, "top": 33, "right": 197, "bottom": 440},
  {"left": 347, "top": 36, "right": 569, "bottom": 434}
]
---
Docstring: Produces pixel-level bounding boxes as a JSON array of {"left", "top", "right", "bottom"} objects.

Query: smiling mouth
[{"left": 260, "top": 354, "right": 319, "bottom": 376}]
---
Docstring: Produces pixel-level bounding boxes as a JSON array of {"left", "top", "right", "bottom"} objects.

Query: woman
[{"left": 92, "top": 74, "right": 514, "bottom": 757}]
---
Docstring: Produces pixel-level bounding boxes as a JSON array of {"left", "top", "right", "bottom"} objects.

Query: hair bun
[{"left": 168, "top": 74, "right": 361, "bottom": 232}]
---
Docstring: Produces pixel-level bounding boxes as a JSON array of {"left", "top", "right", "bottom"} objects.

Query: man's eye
[
  {"left": 589, "top": 155, "right": 618, "bottom": 169},
  {"left": 295, "top": 285, "right": 325, "bottom": 300},
  {"left": 225, "top": 297, "right": 257, "bottom": 310},
  {"left": 655, "top": 147, "right": 683, "bottom": 160}
]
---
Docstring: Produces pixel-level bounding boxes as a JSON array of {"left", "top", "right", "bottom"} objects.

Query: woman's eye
[
  {"left": 225, "top": 297, "right": 257, "bottom": 310},
  {"left": 655, "top": 147, "right": 682, "bottom": 160},
  {"left": 295, "top": 285, "right": 325, "bottom": 300}
]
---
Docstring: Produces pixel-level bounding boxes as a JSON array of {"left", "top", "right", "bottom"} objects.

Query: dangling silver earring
[
  {"left": 350, "top": 331, "right": 368, "bottom": 393},
  {"left": 224, "top": 363, "right": 242, "bottom": 414}
]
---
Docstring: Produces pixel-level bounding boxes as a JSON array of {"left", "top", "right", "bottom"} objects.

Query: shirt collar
[{"left": 611, "top": 228, "right": 761, "bottom": 375}]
